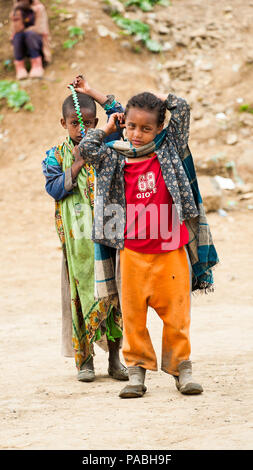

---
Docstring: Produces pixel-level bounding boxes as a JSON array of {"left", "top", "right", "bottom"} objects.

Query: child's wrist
[
  {"left": 72, "top": 158, "right": 84, "bottom": 169},
  {"left": 102, "top": 124, "right": 112, "bottom": 136}
]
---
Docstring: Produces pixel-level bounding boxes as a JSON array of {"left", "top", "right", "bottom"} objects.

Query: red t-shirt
[{"left": 124, "top": 154, "right": 189, "bottom": 253}]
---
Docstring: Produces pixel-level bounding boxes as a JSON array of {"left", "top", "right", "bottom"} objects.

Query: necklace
[{"left": 68, "top": 84, "right": 86, "bottom": 138}]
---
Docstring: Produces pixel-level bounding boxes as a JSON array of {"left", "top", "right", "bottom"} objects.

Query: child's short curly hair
[
  {"left": 125, "top": 92, "right": 167, "bottom": 126},
  {"left": 62, "top": 92, "right": 96, "bottom": 120}
]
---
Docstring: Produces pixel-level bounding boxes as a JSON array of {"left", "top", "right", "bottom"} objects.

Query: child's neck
[{"left": 126, "top": 152, "right": 156, "bottom": 163}]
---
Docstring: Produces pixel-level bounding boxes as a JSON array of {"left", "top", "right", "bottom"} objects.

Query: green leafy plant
[
  {"left": 112, "top": 15, "right": 162, "bottom": 52},
  {"left": 0, "top": 81, "right": 33, "bottom": 112},
  {"left": 125, "top": 0, "right": 155, "bottom": 11},
  {"left": 124, "top": 0, "right": 170, "bottom": 11},
  {"left": 63, "top": 26, "right": 85, "bottom": 49},
  {"left": 63, "top": 39, "right": 78, "bottom": 49},
  {"left": 113, "top": 16, "right": 149, "bottom": 39},
  {"left": 239, "top": 103, "right": 253, "bottom": 114},
  {"left": 68, "top": 26, "right": 85, "bottom": 39}
]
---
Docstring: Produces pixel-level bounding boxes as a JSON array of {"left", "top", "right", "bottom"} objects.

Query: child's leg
[
  {"left": 107, "top": 337, "right": 128, "bottom": 381},
  {"left": 24, "top": 30, "right": 43, "bottom": 59},
  {"left": 13, "top": 31, "right": 27, "bottom": 60},
  {"left": 148, "top": 246, "right": 203, "bottom": 394},
  {"left": 13, "top": 32, "right": 28, "bottom": 80},
  {"left": 75, "top": 346, "right": 95, "bottom": 382},
  {"left": 119, "top": 247, "right": 158, "bottom": 372},
  {"left": 148, "top": 246, "right": 191, "bottom": 376},
  {"left": 24, "top": 31, "right": 44, "bottom": 78}
]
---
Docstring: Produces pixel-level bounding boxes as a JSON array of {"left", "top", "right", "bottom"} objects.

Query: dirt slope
[{"left": 0, "top": 0, "right": 253, "bottom": 450}]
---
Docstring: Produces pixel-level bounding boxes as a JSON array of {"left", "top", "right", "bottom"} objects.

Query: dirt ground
[{"left": 0, "top": 0, "right": 253, "bottom": 450}]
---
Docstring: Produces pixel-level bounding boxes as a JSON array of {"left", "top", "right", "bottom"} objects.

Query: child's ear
[
  {"left": 61, "top": 117, "right": 67, "bottom": 129},
  {"left": 157, "top": 123, "right": 164, "bottom": 133},
  {"left": 94, "top": 118, "right": 98, "bottom": 128}
]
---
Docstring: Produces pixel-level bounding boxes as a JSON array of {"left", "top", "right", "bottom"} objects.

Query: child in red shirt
[{"left": 76, "top": 91, "right": 206, "bottom": 398}]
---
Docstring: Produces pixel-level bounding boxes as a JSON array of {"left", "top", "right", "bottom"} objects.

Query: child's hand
[
  {"left": 12, "top": 10, "right": 25, "bottom": 33},
  {"left": 71, "top": 145, "right": 85, "bottom": 180},
  {"left": 72, "top": 145, "right": 84, "bottom": 163},
  {"left": 103, "top": 112, "right": 125, "bottom": 136},
  {"left": 69, "top": 75, "right": 91, "bottom": 94}
]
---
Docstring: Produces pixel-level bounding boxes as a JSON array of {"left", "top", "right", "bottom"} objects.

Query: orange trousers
[{"left": 119, "top": 246, "right": 191, "bottom": 376}]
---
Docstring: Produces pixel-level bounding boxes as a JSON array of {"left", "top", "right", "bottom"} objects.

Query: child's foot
[
  {"left": 119, "top": 384, "right": 147, "bottom": 398},
  {"left": 77, "top": 357, "right": 95, "bottom": 382},
  {"left": 119, "top": 366, "right": 147, "bottom": 398},
  {"left": 174, "top": 360, "right": 203, "bottom": 395},
  {"left": 108, "top": 361, "right": 128, "bottom": 381},
  {"left": 107, "top": 337, "right": 128, "bottom": 381}
]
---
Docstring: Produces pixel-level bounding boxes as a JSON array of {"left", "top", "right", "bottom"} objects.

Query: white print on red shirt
[{"left": 137, "top": 171, "right": 157, "bottom": 199}]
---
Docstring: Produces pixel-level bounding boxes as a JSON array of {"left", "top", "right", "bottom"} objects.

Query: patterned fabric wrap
[{"left": 52, "top": 137, "right": 122, "bottom": 369}]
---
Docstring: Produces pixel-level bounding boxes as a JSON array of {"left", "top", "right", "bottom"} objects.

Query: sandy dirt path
[
  {"left": 0, "top": 142, "right": 253, "bottom": 449},
  {"left": 1, "top": 0, "right": 253, "bottom": 445}
]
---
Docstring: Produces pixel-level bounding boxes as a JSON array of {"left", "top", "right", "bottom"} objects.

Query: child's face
[
  {"left": 125, "top": 107, "right": 163, "bottom": 148},
  {"left": 61, "top": 107, "right": 98, "bottom": 145}
]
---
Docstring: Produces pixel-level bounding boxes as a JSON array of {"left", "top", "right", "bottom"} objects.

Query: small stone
[
  {"left": 245, "top": 54, "right": 253, "bottom": 64},
  {"left": 18, "top": 154, "right": 27, "bottom": 161},
  {"left": 189, "top": 28, "right": 207, "bottom": 39},
  {"left": 226, "top": 134, "right": 238, "bottom": 145},
  {"left": 163, "top": 60, "right": 186, "bottom": 70},
  {"left": 157, "top": 23, "right": 171, "bottom": 35},
  {"left": 107, "top": 66, "right": 117, "bottom": 73},
  {"left": 223, "top": 6, "right": 233, "bottom": 13},
  {"left": 216, "top": 112, "right": 227, "bottom": 120},
  {"left": 197, "top": 176, "right": 224, "bottom": 212},
  {"left": 97, "top": 25, "right": 118, "bottom": 39},
  {"left": 199, "top": 63, "right": 213, "bottom": 71},
  {"left": 76, "top": 12, "right": 90, "bottom": 27},
  {"left": 162, "top": 42, "right": 174, "bottom": 51},
  {"left": 214, "top": 176, "right": 235, "bottom": 190},
  {"left": 103, "top": 0, "right": 125, "bottom": 15},
  {"left": 120, "top": 40, "right": 131, "bottom": 49},
  {"left": 232, "top": 64, "right": 241, "bottom": 72},
  {"left": 76, "top": 50, "right": 85, "bottom": 58},
  {"left": 59, "top": 13, "right": 74, "bottom": 21},
  {"left": 239, "top": 192, "right": 253, "bottom": 200},
  {"left": 193, "top": 110, "right": 204, "bottom": 120}
]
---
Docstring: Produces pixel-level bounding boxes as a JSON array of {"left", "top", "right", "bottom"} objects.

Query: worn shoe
[
  {"left": 119, "top": 366, "right": 147, "bottom": 398},
  {"left": 77, "top": 357, "right": 95, "bottom": 382},
  {"left": 108, "top": 363, "right": 129, "bottom": 381},
  {"left": 174, "top": 360, "right": 203, "bottom": 395}
]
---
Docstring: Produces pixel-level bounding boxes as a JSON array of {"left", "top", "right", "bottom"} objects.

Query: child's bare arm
[
  {"left": 75, "top": 113, "right": 124, "bottom": 169},
  {"left": 71, "top": 146, "right": 86, "bottom": 180},
  {"left": 10, "top": 9, "right": 25, "bottom": 35},
  {"left": 75, "top": 129, "right": 110, "bottom": 170}
]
